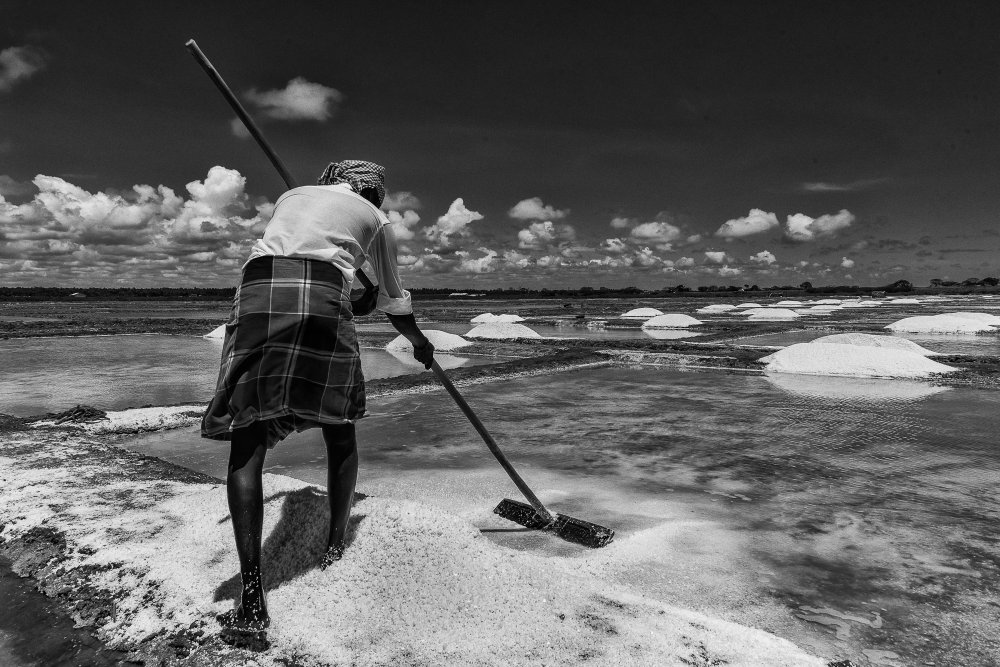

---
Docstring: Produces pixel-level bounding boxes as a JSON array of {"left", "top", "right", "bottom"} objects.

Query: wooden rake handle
[
  {"left": 430, "top": 361, "right": 554, "bottom": 524},
  {"left": 184, "top": 38, "right": 375, "bottom": 291}
]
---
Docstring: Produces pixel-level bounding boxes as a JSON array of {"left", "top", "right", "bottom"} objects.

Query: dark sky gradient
[{"left": 2, "top": 1, "right": 999, "bottom": 288}]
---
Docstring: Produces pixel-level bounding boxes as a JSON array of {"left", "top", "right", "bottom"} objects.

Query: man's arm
[{"left": 386, "top": 313, "right": 434, "bottom": 368}]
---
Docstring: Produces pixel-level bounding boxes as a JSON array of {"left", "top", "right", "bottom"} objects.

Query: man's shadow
[{"left": 213, "top": 487, "right": 368, "bottom": 603}]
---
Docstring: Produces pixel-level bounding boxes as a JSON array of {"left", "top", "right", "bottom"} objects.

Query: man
[{"left": 202, "top": 160, "right": 434, "bottom": 636}]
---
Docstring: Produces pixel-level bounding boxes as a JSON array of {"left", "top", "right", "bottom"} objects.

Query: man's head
[{"left": 317, "top": 160, "right": 386, "bottom": 208}]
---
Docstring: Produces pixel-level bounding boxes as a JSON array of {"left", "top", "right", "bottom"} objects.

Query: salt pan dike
[{"left": 0, "top": 429, "right": 827, "bottom": 666}]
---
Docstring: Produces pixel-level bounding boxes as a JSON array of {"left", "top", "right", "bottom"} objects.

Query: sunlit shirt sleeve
[{"left": 367, "top": 222, "right": 413, "bottom": 315}]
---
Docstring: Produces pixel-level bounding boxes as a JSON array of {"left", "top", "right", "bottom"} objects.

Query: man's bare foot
[
  {"left": 320, "top": 543, "right": 345, "bottom": 570},
  {"left": 218, "top": 568, "right": 270, "bottom": 633}
]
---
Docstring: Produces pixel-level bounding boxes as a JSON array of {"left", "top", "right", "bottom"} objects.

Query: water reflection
[
  {"left": 641, "top": 329, "right": 703, "bottom": 340},
  {"left": 763, "top": 371, "right": 950, "bottom": 402}
]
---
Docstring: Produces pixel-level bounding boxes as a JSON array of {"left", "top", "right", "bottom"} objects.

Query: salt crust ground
[
  {"left": 466, "top": 322, "right": 542, "bottom": 339},
  {"left": 759, "top": 343, "right": 957, "bottom": 378},
  {"left": 31, "top": 405, "right": 205, "bottom": 434},
  {"left": 886, "top": 314, "right": 998, "bottom": 334},
  {"left": 385, "top": 329, "right": 472, "bottom": 352},
  {"left": 0, "top": 433, "right": 826, "bottom": 667},
  {"left": 641, "top": 313, "right": 703, "bottom": 329}
]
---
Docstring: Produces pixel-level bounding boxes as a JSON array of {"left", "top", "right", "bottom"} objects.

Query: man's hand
[{"left": 413, "top": 337, "right": 435, "bottom": 369}]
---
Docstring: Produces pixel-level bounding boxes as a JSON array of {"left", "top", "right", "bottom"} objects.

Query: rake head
[{"left": 493, "top": 498, "right": 615, "bottom": 548}]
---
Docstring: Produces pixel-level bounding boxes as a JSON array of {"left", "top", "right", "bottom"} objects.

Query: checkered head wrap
[{"left": 317, "top": 160, "right": 386, "bottom": 207}]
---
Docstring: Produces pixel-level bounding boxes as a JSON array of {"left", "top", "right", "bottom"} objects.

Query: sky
[{"left": 2, "top": 1, "right": 999, "bottom": 289}]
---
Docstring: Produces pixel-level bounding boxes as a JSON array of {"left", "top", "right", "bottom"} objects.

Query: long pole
[
  {"left": 431, "top": 361, "right": 554, "bottom": 524},
  {"left": 184, "top": 39, "right": 374, "bottom": 289},
  {"left": 185, "top": 39, "right": 297, "bottom": 190}
]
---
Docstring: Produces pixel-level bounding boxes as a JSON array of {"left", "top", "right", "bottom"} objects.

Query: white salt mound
[
  {"left": 696, "top": 304, "right": 737, "bottom": 313},
  {"left": 759, "top": 343, "right": 956, "bottom": 378},
  {"left": 748, "top": 308, "right": 800, "bottom": 320},
  {"left": 470, "top": 313, "right": 496, "bottom": 323},
  {"left": 774, "top": 300, "right": 804, "bottom": 307},
  {"left": 735, "top": 302, "right": 763, "bottom": 308},
  {"left": 203, "top": 324, "right": 226, "bottom": 339},
  {"left": 886, "top": 314, "right": 996, "bottom": 334},
  {"left": 887, "top": 298, "right": 921, "bottom": 305},
  {"left": 810, "top": 333, "right": 939, "bottom": 356},
  {"left": 814, "top": 299, "right": 842, "bottom": 305},
  {"left": 641, "top": 314, "right": 703, "bottom": 329},
  {"left": 951, "top": 311, "right": 1000, "bottom": 325},
  {"left": 466, "top": 322, "right": 542, "bottom": 339},
  {"left": 621, "top": 307, "right": 664, "bottom": 319},
  {"left": 386, "top": 329, "right": 472, "bottom": 352},
  {"left": 494, "top": 313, "right": 524, "bottom": 322},
  {"left": 30, "top": 406, "right": 205, "bottom": 434}
]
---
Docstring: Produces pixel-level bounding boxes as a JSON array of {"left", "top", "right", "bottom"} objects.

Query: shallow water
[
  {"left": 0, "top": 335, "right": 489, "bottom": 416},
  {"left": 122, "top": 366, "right": 1000, "bottom": 665}
]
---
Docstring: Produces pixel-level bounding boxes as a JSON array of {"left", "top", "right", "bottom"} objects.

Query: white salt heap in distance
[
  {"left": 748, "top": 308, "right": 800, "bottom": 320},
  {"left": 886, "top": 314, "right": 998, "bottom": 334},
  {"left": 810, "top": 332, "right": 940, "bottom": 356},
  {"left": 386, "top": 329, "right": 472, "bottom": 352},
  {"left": 814, "top": 299, "right": 842, "bottom": 305},
  {"left": 470, "top": 313, "right": 525, "bottom": 323},
  {"left": 466, "top": 322, "right": 542, "bottom": 339},
  {"left": 621, "top": 307, "right": 664, "bottom": 319},
  {"left": 696, "top": 304, "right": 737, "bottom": 314},
  {"left": 774, "top": 300, "right": 804, "bottom": 307},
  {"left": 203, "top": 324, "right": 226, "bottom": 339},
  {"left": 736, "top": 302, "right": 763, "bottom": 308},
  {"left": 470, "top": 313, "right": 496, "bottom": 323},
  {"left": 759, "top": 343, "right": 957, "bottom": 378},
  {"left": 641, "top": 314, "right": 703, "bottom": 328},
  {"left": 951, "top": 311, "right": 1000, "bottom": 325},
  {"left": 887, "top": 298, "right": 921, "bottom": 305}
]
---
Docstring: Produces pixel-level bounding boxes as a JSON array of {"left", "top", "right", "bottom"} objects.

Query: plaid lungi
[{"left": 201, "top": 256, "right": 365, "bottom": 447}]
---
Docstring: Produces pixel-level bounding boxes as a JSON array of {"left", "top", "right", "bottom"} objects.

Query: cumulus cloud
[
  {"left": 382, "top": 191, "right": 422, "bottom": 211},
  {"left": 517, "top": 220, "right": 576, "bottom": 250},
  {"left": 840, "top": 257, "right": 855, "bottom": 268},
  {"left": 610, "top": 216, "right": 635, "bottom": 229},
  {"left": 386, "top": 209, "right": 421, "bottom": 241},
  {"left": 508, "top": 197, "right": 568, "bottom": 221},
  {"left": 456, "top": 248, "right": 499, "bottom": 273},
  {"left": 244, "top": 77, "right": 343, "bottom": 121},
  {"left": 600, "top": 238, "right": 628, "bottom": 254},
  {"left": 0, "top": 46, "right": 47, "bottom": 93},
  {"left": 676, "top": 256, "right": 695, "bottom": 268},
  {"left": 715, "top": 208, "right": 779, "bottom": 238},
  {"left": 800, "top": 178, "right": 887, "bottom": 193},
  {"left": 749, "top": 250, "right": 776, "bottom": 265},
  {"left": 629, "top": 221, "right": 682, "bottom": 250},
  {"left": 785, "top": 209, "right": 855, "bottom": 241},
  {"left": 717, "top": 265, "right": 741, "bottom": 277},
  {"left": 424, "top": 198, "right": 482, "bottom": 251},
  {"left": 0, "top": 167, "right": 271, "bottom": 285},
  {"left": 704, "top": 251, "right": 729, "bottom": 264}
]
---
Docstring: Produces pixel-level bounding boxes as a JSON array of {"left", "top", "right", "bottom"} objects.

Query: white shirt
[{"left": 247, "top": 183, "right": 412, "bottom": 315}]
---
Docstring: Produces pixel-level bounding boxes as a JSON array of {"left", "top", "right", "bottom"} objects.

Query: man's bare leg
[
  {"left": 321, "top": 422, "right": 358, "bottom": 567},
  {"left": 219, "top": 421, "right": 270, "bottom": 631}
]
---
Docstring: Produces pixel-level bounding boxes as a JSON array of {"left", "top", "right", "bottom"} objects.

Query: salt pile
[
  {"left": 641, "top": 314, "right": 703, "bottom": 328},
  {"left": 810, "top": 333, "right": 940, "bottom": 356},
  {"left": 951, "top": 311, "right": 1000, "bottom": 325},
  {"left": 203, "top": 324, "right": 226, "bottom": 339},
  {"left": 814, "top": 299, "right": 842, "bottom": 305},
  {"left": 759, "top": 343, "right": 957, "bottom": 378},
  {"left": 887, "top": 298, "right": 921, "bottom": 305},
  {"left": 735, "top": 302, "right": 763, "bottom": 308},
  {"left": 748, "top": 308, "right": 800, "bottom": 321},
  {"left": 621, "top": 307, "right": 664, "bottom": 319},
  {"left": 774, "top": 300, "right": 804, "bottom": 307},
  {"left": 470, "top": 313, "right": 524, "bottom": 323},
  {"left": 0, "top": 441, "right": 828, "bottom": 667},
  {"left": 32, "top": 405, "right": 205, "bottom": 434},
  {"left": 466, "top": 322, "right": 542, "bottom": 339},
  {"left": 696, "top": 304, "right": 737, "bottom": 314},
  {"left": 386, "top": 329, "right": 472, "bottom": 352},
  {"left": 886, "top": 314, "right": 998, "bottom": 334}
]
